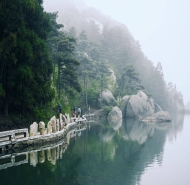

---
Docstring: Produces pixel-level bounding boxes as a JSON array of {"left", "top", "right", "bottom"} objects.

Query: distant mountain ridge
[{"left": 43, "top": 0, "right": 184, "bottom": 112}]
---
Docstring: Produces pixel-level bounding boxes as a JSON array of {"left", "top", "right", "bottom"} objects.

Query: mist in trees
[
  {"left": 0, "top": 0, "right": 182, "bottom": 119},
  {"left": 57, "top": 1, "right": 182, "bottom": 111}
]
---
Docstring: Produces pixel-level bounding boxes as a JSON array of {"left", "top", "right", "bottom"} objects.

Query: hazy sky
[{"left": 43, "top": 0, "right": 190, "bottom": 103}]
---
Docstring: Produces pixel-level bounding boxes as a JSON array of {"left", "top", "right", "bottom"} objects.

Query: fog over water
[{"left": 43, "top": 0, "right": 190, "bottom": 103}]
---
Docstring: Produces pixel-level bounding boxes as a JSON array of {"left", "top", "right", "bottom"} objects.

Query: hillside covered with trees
[{"left": 0, "top": 0, "right": 184, "bottom": 129}]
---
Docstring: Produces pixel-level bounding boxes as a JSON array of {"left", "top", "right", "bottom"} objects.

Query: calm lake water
[{"left": 0, "top": 114, "right": 190, "bottom": 185}]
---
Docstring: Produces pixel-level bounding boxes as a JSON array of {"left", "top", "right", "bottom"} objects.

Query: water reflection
[
  {"left": 0, "top": 124, "right": 87, "bottom": 170},
  {"left": 0, "top": 114, "right": 186, "bottom": 185}
]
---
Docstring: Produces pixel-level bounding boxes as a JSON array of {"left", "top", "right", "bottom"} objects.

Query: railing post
[{"left": 11, "top": 133, "right": 15, "bottom": 141}]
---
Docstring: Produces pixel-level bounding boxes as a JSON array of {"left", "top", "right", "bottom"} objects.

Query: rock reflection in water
[
  {"left": 108, "top": 106, "right": 122, "bottom": 131},
  {"left": 0, "top": 115, "right": 187, "bottom": 185}
]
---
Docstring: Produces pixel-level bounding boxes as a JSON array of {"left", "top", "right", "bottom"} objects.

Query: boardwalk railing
[
  {"left": 0, "top": 129, "right": 28, "bottom": 143},
  {"left": 0, "top": 114, "right": 94, "bottom": 152}
]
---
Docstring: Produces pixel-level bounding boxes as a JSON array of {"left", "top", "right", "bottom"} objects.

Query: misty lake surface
[{"left": 0, "top": 114, "right": 190, "bottom": 185}]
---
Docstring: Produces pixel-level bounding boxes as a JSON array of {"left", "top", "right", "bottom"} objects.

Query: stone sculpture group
[{"left": 29, "top": 113, "right": 71, "bottom": 137}]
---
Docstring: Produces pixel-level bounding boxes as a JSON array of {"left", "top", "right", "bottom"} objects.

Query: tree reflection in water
[{"left": 0, "top": 114, "right": 185, "bottom": 185}]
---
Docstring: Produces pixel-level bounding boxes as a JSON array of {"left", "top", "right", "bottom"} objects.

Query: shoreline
[{"left": 0, "top": 115, "right": 89, "bottom": 152}]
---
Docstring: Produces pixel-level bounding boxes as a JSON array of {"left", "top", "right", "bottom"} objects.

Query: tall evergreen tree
[
  {"left": 0, "top": 0, "right": 54, "bottom": 116},
  {"left": 47, "top": 13, "right": 81, "bottom": 101}
]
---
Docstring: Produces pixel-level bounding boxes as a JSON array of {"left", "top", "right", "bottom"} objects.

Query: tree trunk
[
  {"left": 4, "top": 98, "right": 8, "bottom": 116},
  {"left": 58, "top": 62, "right": 60, "bottom": 100},
  {"left": 85, "top": 76, "right": 88, "bottom": 109}
]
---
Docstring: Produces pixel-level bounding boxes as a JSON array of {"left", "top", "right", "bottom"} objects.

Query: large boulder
[
  {"left": 107, "top": 106, "right": 122, "bottom": 131},
  {"left": 97, "top": 89, "right": 116, "bottom": 108},
  {"left": 119, "top": 95, "right": 130, "bottom": 115},
  {"left": 142, "top": 111, "right": 171, "bottom": 123},
  {"left": 123, "top": 90, "right": 155, "bottom": 120}
]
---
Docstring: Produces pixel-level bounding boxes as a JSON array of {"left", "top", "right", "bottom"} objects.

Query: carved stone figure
[
  {"left": 51, "top": 119, "right": 56, "bottom": 133},
  {"left": 62, "top": 114, "right": 67, "bottom": 126},
  {"left": 47, "top": 121, "right": 52, "bottom": 134},
  {"left": 65, "top": 113, "right": 70, "bottom": 123},
  {"left": 50, "top": 116, "right": 57, "bottom": 133},
  {"left": 39, "top": 122, "right": 45, "bottom": 135},
  {"left": 29, "top": 122, "right": 38, "bottom": 137}
]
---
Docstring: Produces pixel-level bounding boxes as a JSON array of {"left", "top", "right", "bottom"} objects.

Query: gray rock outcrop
[
  {"left": 120, "top": 95, "right": 130, "bottom": 115},
  {"left": 142, "top": 111, "right": 171, "bottom": 123},
  {"left": 97, "top": 89, "right": 116, "bottom": 108},
  {"left": 122, "top": 90, "right": 155, "bottom": 120}
]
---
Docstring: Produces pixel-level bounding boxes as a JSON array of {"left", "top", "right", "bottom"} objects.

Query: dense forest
[{"left": 0, "top": 0, "right": 184, "bottom": 126}]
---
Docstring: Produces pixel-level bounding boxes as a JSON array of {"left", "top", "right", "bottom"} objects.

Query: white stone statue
[
  {"left": 47, "top": 121, "right": 52, "bottom": 134},
  {"left": 29, "top": 122, "right": 38, "bottom": 137},
  {"left": 65, "top": 113, "right": 70, "bottom": 123},
  {"left": 51, "top": 119, "right": 56, "bottom": 133},
  {"left": 62, "top": 114, "right": 67, "bottom": 126},
  {"left": 39, "top": 121, "right": 45, "bottom": 135},
  {"left": 51, "top": 116, "right": 56, "bottom": 133},
  {"left": 50, "top": 116, "right": 56, "bottom": 121}
]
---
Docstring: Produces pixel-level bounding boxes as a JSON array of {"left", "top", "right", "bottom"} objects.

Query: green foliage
[
  {"left": 87, "top": 84, "right": 99, "bottom": 107},
  {"left": 117, "top": 64, "right": 144, "bottom": 96},
  {"left": 104, "top": 106, "right": 112, "bottom": 116},
  {"left": 47, "top": 12, "right": 81, "bottom": 115},
  {"left": 0, "top": 0, "right": 54, "bottom": 116}
]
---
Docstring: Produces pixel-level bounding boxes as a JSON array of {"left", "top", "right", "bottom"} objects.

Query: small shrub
[{"left": 104, "top": 106, "right": 112, "bottom": 116}]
